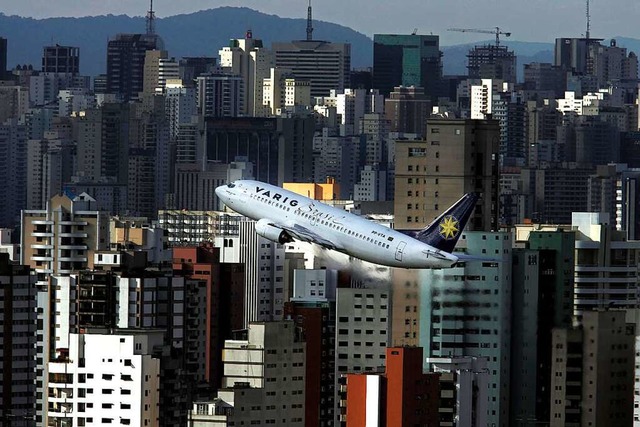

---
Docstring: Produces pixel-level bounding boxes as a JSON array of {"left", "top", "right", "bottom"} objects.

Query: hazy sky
[{"left": 0, "top": 0, "right": 637, "bottom": 45}]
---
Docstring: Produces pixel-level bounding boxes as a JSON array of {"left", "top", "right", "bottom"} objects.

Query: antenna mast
[
  {"left": 306, "top": 0, "right": 313, "bottom": 41},
  {"left": 146, "top": 0, "right": 156, "bottom": 35},
  {"left": 585, "top": 0, "right": 590, "bottom": 40}
]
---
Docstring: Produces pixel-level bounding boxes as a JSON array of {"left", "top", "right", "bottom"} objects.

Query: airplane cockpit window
[{"left": 227, "top": 183, "right": 236, "bottom": 188}]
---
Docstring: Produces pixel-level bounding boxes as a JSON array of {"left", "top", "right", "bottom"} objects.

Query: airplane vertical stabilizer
[{"left": 414, "top": 193, "right": 479, "bottom": 253}]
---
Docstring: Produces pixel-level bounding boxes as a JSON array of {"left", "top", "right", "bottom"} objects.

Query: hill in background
[{"left": 1, "top": 7, "right": 637, "bottom": 81}]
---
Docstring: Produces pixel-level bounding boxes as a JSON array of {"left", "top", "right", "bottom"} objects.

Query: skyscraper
[
  {"left": 0, "top": 37, "right": 7, "bottom": 80},
  {"left": 393, "top": 118, "right": 500, "bottom": 231},
  {"left": 273, "top": 40, "right": 350, "bottom": 98},
  {"left": 42, "top": 44, "right": 80, "bottom": 74},
  {"left": 467, "top": 44, "right": 517, "bottom": 84},
  {"left": 373, "top": 34, "right": 442, "bottom": 99},
  {"left": 219, "top": 31, "right": 273, "bottom": 117},
  {"left": 106, "top": 33, "right": 163, "bottom": 101}
]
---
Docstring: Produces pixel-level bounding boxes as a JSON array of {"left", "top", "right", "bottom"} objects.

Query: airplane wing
[{"left": 280, "top": 222, "right": 344, "bottom": 251}]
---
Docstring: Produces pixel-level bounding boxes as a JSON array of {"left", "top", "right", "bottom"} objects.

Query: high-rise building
[
  {"left": 550, "top": 310, "right": 635, "bottom": 427},
  {"left": 510, "top": 230, "right": 576, "bottom": 427},
  {"left": 0, "top": 254, "right": 37, "bottom": 424},
  {"left": 555, "top": 37, "right": 592, "bottom": 74},
  {"left": 42, "top": 44, "right": 80, "bottom": 74},
  {"left": 21, "top": 192, "right": 110, "bottom": 282},
  {"left": 393, "top": 118, "right": 500, "bottom": 231},
  {"left": 312, "top": 130, "right": 360, "bottom": 199},
  {"left": 0, "top": 119, "right": 28, "bottom": 227},
  {"left": 219, "top": 31, "right": 273, "bottom": 117},
  {"left": 588, "top": 163, "right": 640, "bottom": 240},
  {"left": 0, "top": 37, "right": 7, "bottom": 79},
  {"left": 165, "top": 80, "right": 197, "bottom": 140},
  {"left": 45, "top": 331, "right": 163, "bottom": 427},
  {"left": 262, "top": 68, "right": 312, "bottom": 116},
  {"left": 421, "top": 231, "right": 513, "bottom": 427},
  {"left": 523, "top": 62, "right": 564, "bottom": 96},
  {"left": 285, "top": 287, "right": 336, "bottom": 427},
  {"left": 334, "top": 287, "right": 391, "bottom": 425},
  {"left": 427, "top": 356, "right": 489, "bottom": 427},
  {"left": 188, "top": 322, "right": 306, "bottom": 426},
  {"left": 273, "top": 40, "right": 350, "bottom": 97},
  {"left": 196, "top": 73, "right": 244, "bottom": 118},
  {"left": 571, "top": 212, "right": 640, "bottom": 319},
  {"left": 203, "top": 116, "right": 315, "bottom": 185},
  {"left": 172, "top": 245, "right": 246, "bottom": 389},
  {"left": 75, "top": 103, "right": 134, "bottom": 185},
  {"left": 373, "top": 34, "right": 442, "bottom": 99},
  {"left": 0, "top": 83, "right": 28, "bottom": 123},
  {"left": 330, "top": 88, "right": 384, "bottom": 136},
  {"left": 26, "top": 134, "right": 75, "bottom": 210},
  {"left": 467, "top": 44, "right": 517, "bottom": 84},
  {"left": 384, "top": 86, "right": 431, "bottom": 136},
  {"left": 343, "top": 347, "right": 440, "bottom": 427},
  {"left": 588, "top": 39, "right": 638, "bottom": 87},
  {"left": 522, "top": 165, "right": 594, "bottom": 224},
  {"left": 106, "top": 33, "right": 163, "bottom": 101},
  {"left": 141, "top": 49, "right": 177, "bottom": 99},
  {"left": 179, "top": 57, "right": 217, "bottom": 86}
]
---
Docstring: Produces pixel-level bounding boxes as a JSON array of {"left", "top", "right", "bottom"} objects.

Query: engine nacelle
[{"left": 255, "top": 219, "right": 293, "bottom": 244}]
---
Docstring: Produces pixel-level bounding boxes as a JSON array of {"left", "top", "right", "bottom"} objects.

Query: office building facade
[
  {"left": 273, "top": 40, "right": 350, "bottom": 97},
  {"left": 373, "top": 34, "right": 442, "bottom": 99},
  {"left": 394, "top": 118, "right": 500, "bottom": 231}
]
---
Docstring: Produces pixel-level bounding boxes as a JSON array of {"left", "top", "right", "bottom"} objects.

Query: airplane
[{"left": 215, "top": 180, "right": 480, "bottom": 269}]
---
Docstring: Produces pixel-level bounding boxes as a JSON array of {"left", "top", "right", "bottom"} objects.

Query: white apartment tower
[
  {"left": 219, "top": 31, "right": 274, "bottom": 117},
  {"left": 262, "top": 68, "right": 311, "bottom": 116},
  {"left": 164, "top": 80, "right": 197, "bottom": 140},
  {"left": 46, "top": 332, "right": 162, "bottom": 427}
]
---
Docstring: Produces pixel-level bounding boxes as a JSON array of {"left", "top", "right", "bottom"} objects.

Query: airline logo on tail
[{"left": 439, "top": 215, "right": 460, "bottom": 240}]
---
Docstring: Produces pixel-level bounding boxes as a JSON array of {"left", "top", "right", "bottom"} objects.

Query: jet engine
[{"left": 255, "top": 219, "right": 294, "bottom": 244}]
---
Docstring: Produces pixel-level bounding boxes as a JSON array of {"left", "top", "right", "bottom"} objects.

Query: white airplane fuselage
[{"left": 215, "top": 180, "right": 459, "bottom": 269}]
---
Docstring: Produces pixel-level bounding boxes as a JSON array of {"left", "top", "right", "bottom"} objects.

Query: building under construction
[{"left": 467, "top": 44, "right": 517, "bottom": 83}]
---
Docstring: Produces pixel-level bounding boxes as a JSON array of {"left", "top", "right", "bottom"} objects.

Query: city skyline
[{"left": 2, "top": 0, "right": 639, "bottom": 45}]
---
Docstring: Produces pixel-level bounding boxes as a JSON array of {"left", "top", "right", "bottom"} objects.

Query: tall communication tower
[
  {"left": 146, "top": 0, "right": 156, "bottom": 35},
  {"left": 306, "top": 0, "right": 314, "bottom": 41},
  {"left": 585, "top": 0, "right": 591, "bottom": 40}
]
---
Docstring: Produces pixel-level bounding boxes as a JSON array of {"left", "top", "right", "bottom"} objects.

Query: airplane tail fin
[{"left": 415, "top": 193, "right": 479, "bottom": 253}]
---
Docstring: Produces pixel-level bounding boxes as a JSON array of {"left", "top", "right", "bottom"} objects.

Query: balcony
[
  {"left": 48, "top": 387, "right": 74, "bottom": 399},
  {"left": 59, "top": 256, "right": 88, "bottom": 262},
  {"left": 48, "top": 373, "right": 73, "bottom": 384},
  {"left": 32, "top": 220, "right": 54, "bottom": 225},
  {"left": 48, "top": 402, "right": 73, "bottom": 415},
  {"left": 59, "top": 232, "right": 88, "bottom": 238},
  {"left": 59, "top": 220, "right": 88, "bottom": 226},
  {"left": 59, "top": 244, "right": 88, "bottom": 250},
  {"left": 32, "top": 232, "right": 54, "bottom": 237},
  {"left": 31, "top": 256, "right": 54, "bottom": 262},
  {"left": 31, "top": 244, "right": 54, "bottom": 249}
]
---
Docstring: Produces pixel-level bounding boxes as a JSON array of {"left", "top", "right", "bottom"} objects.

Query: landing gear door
[{"left": 395, "top": 241, "right": 407, "bottom": 262}]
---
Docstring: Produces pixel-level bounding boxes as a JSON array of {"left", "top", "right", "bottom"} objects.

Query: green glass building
[{"left": 372, "top": 34, "right": 442, "bottom": 99}]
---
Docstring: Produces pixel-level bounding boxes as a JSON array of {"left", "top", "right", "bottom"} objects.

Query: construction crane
[{"left": 447, "top": 27, "right": 511, "bottom": 47}]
